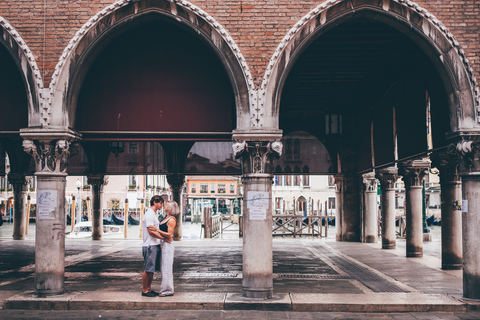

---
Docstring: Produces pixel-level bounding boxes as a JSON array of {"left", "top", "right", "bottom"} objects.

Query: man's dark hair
[{"left": 150, "top": 195, "right": 164, "bottom": 206}]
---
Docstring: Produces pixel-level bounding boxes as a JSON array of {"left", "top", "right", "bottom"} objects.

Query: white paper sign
[
  {"left": 37, "top": 190, "right": 57, "bottom": 220},
  {"left": 247, "top": 192, "right": 269, "bottom": 220},
  {"left": 462, "top": 200, "right": 468, "bottom": 213}
]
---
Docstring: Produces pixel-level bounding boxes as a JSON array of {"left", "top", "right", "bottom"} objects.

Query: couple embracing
[{"left": 142, "top": 195, "right": 179, "bottom": 297}]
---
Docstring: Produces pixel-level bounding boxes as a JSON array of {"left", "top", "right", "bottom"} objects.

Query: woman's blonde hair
[{"left": 165, "top": 200, "right": 180, "bottom": 216}]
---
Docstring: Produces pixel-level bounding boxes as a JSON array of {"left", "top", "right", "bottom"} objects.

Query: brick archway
[
  {"left": 48, "top": 0, "right": 253, "bottom": 129},
  {"left": 261, "top": 0, "right": 479, "bottom": 133},
  {"left": 0, "top": 16, "right": 43, "bottom": 127}
]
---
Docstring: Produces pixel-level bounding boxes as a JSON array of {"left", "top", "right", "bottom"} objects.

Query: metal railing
[{"left": 272, "top": 214, "right": 331, "bottom": 237}]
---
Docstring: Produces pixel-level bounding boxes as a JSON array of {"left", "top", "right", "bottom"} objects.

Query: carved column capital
[
  {"left": 233, "top": 140, "right": 282, "bottom": 175},
  {"left": 448, "top": 137, "right": 480, "bottom": 176},
  {"left": 430, "top": 149, "right": 459, "bottom": 182},
  {"left": 362, "top": 172, "right": 378, "bottom": 192},
  {"left": 334, "top": 174, "right": 344, "bottom": 193},
  {"left": 166, "top": 175, "right": 185, "bottom": 193},
  {"left": 375, "top": 167, "right": 398, "bottom": 189},
  {"left": 87, "top": 175, "right": 108, "bottom": 189},
  {"left": 399, "top": 160, "right": 430, "bottom": 187},
  {"left": 7, "top": 173, "right": 27, "bottom": 188},
  {"left": 22, "top": 139, "right": 72, "bottom": 174}
]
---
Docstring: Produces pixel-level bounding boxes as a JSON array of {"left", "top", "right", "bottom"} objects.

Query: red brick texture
[{"left": 0, "top": 0, "right": 479, "bottom": 88}]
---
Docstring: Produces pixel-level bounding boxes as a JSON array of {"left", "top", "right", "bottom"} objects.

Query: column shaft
[
  {"left": 35, "top": 174, "right": 67, "bottom": 295},
  {"left": 88, "top": 176, "right": 107, "bottom": 240},
  {"left": 405, "top": 186, "right": 423, "bottom": 257},
  {"left": 242, "top": 175, "right": 273, "bottom": 298},
  {"left": 9, "top": 174, "right": 27, "bottom": 240},
  {"left": 462, "top": 176, "right": 480, "bottom": 298},
  {"left": 363, "top": 173, "right": 378, "bottom": 243},
  {"left": 441, "top": 179, "right": 462, "bottom": 269},
  {"left": 167, "top": 175, "right": 185, "bottom": 241}
]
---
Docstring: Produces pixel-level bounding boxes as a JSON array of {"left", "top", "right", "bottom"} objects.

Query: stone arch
[
  {"left": 0, "top": 17, "right": 43, "bottom": 127},
  {"left": 48, "top": 0, "right": 253, "bottom": 129},
  {"left": 261, "top": 0, "right": 479, "bottom": 132}
]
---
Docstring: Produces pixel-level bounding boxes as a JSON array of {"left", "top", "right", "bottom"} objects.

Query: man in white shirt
[{"left": 142, "top": 195, "right": 169, "bottom": 297}]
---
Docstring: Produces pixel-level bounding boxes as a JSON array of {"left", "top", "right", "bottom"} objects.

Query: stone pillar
[
  {"left": 233, "top": 139, "right": 282, "bottom": 299},
  {"left": 399, "top": 160, "right": 430, "bottom": 258},
  {"left": 8, "top": 173, "right": 28, "bottom": 240},
  {"left": 376, "top": 168, "right": 398, "bottom": 249},
  {"left": 362, "top": 172, "right": 378, "bottom": 243},
  {"left": 334, "top": 175, "right": 344, "bottom": 241},
  {"left": 454, "top": 140, "right": 480, "bottom": 299},
  {"left": 87, "top": 175, "right": 108, "bottom": 240},
  {"left": 23, "top": 138, "right": 72, "bottom": 295},
  {"left": 431, "top": 152, "right": 462, "bottom": 270},
  {"left": 167, "top": 174, "right": 185, "bottom": 241}
]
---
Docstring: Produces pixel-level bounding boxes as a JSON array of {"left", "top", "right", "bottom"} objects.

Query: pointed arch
[
  {"left": 261, "top": 0, "right": 478, "bottom": 132},
  {"left": 48, "top": 0, "right": 253, "bottom": 129},
  {"left": 0, "top": 17, "right": 43, "bottom": 127}
]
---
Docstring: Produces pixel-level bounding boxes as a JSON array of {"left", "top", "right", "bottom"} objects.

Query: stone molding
[
  {"left": 261, "top": 0, "right": 479, "bottom": 123},
  {"left": 22, "top": 139, "right": 71, "bottom": 174},
  {"left": 399, "top": 160, "right": 430, "bottom": 187},
  {"left": 233, "top": 141, "right": 283, "bottom": 175}
]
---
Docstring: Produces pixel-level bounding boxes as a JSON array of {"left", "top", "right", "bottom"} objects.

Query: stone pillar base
[
  {"left": 242, "top": 288, "right": 273, "bottom": 299},
  {"left": 442, "top": 263, "right": 462, "bottom": 270},
  {"left": 407, "top": 252, "right": 423, "bottom": 258},
  {"left": 423, "top": 233, "right": 432, "bottom": 241},
  {"left": 382, "top": 243, "right": 396, "bottom": 249},
  {"left": 13, "top": 235, "right": 25, "bottom": 240}
]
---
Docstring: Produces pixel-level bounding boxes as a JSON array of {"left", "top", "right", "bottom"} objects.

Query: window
[
  {"left": 328, "top": 197, "right": 336, "bottom": 209},
  {"left": 303, "top": 175, "right": 309, "bottom": 186},
  {"left": 293, "top": 175, "right": 300, "bottom": 186},
  {"left": 218, "top": 184, "right": 226, "bottom": 194},
  {"left": 129, "top": 142, "right": 138, "bottom": 154},
  {"left": 191, "top": 183, "right": 196, "bottom": 193},
  {"left": 211, "top": 183, "right": 215, "bottom": 193},
  {"left": 229, "top": 183, "right": 235, "bottom": 193},
  {"left": 128, "top": 175, "right": 137, "bottom": 190},
  {"left": 328, "top": 175, "right": 335, "bottom": 187},
  {"left": 200, "top": 183, "right": 208, "bottom": 193}
]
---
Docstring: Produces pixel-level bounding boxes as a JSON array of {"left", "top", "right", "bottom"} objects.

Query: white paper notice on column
[
  {"left": 247, "top": 191, "right": 269, "bottom": 220},
  {"left": 37, "top": 190, "right": 57, "bottom": 220}
]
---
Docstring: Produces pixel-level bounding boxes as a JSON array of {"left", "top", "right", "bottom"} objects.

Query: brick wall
[{"left": 0, "top": 0, "right": 478, "bottom": 88}]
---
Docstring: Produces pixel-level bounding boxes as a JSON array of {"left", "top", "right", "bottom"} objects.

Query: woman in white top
[{"left": 148, "top": 200, "right": 179, "bottom": 296}]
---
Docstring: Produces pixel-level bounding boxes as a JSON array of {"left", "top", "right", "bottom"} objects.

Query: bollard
[
  {"left": 139, "top": 199, "right": 144, "bottom": 238},
  {"left": 71, "top": 196, "right": 76, "bottom": 232},
  {"left": 124, "top": 199, "right": 129, "bottom": 239},
  {"left": 203, "top": 206, "right": 212, "bottom": 238},
  {"left": 86, "top": 197, "right": 91, "bottom": 221},
  {"left": 25, "top": 195, "right": 31, "bottom": 234}
]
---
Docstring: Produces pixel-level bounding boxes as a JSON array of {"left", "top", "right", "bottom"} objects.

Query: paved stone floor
[{"left": 1, "top": 222, "right": 480, "bottom": 319}]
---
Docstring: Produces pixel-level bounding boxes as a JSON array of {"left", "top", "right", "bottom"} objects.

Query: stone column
[
  {"left": 233, "top": 139, "right": 282, "bottom": 299},
  {"left": 8, "top": 173, "right": 28, "bottom": 240},
  {"left": 399, "top": 160, "right": 430, "bottom": 258},
  {"left": 87, "top": 175, "right": 108, "bottom": 240},
  {"left": 376, "top": 168, "right": 398, "bottom": 249},
  {"left": 454, "top": 139, "right": 480, "bottom": 299},
  {"left": 167, "top": 174, "right": 185, "bottom": 241},
  {"left": 334, "top": 175, "right": 344, "bottom": 241},
  {"left": 362, "top": 172, "right": 378, "bottom": 243},
  {"left": 431, "top": 152, "right": 462, "bottom": 270},
  {"left": 23, "top": 138, "right": 72, "bottom": 295}
]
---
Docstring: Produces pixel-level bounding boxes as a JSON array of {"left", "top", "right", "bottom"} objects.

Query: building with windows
[{"left": 185, "top": 176, "right": 241, "bottom": 222}]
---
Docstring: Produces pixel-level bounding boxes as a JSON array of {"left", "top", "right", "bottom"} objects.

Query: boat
[
  {"left": 67, "top": 221, "right": 122, "bottom": 238},
  {"left": 111, "top": 212, "right": 127, "bottom": 225},
  {"left": 128, "top": 213, "right": 140, "bottom": 225},
  {"left": 426, "top": 215, "right": 434, "bottom": 226}
]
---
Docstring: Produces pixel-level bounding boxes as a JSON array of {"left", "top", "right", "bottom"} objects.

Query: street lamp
[{"left": 75, "top": 179, "right": 82, "bottom": 224}]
